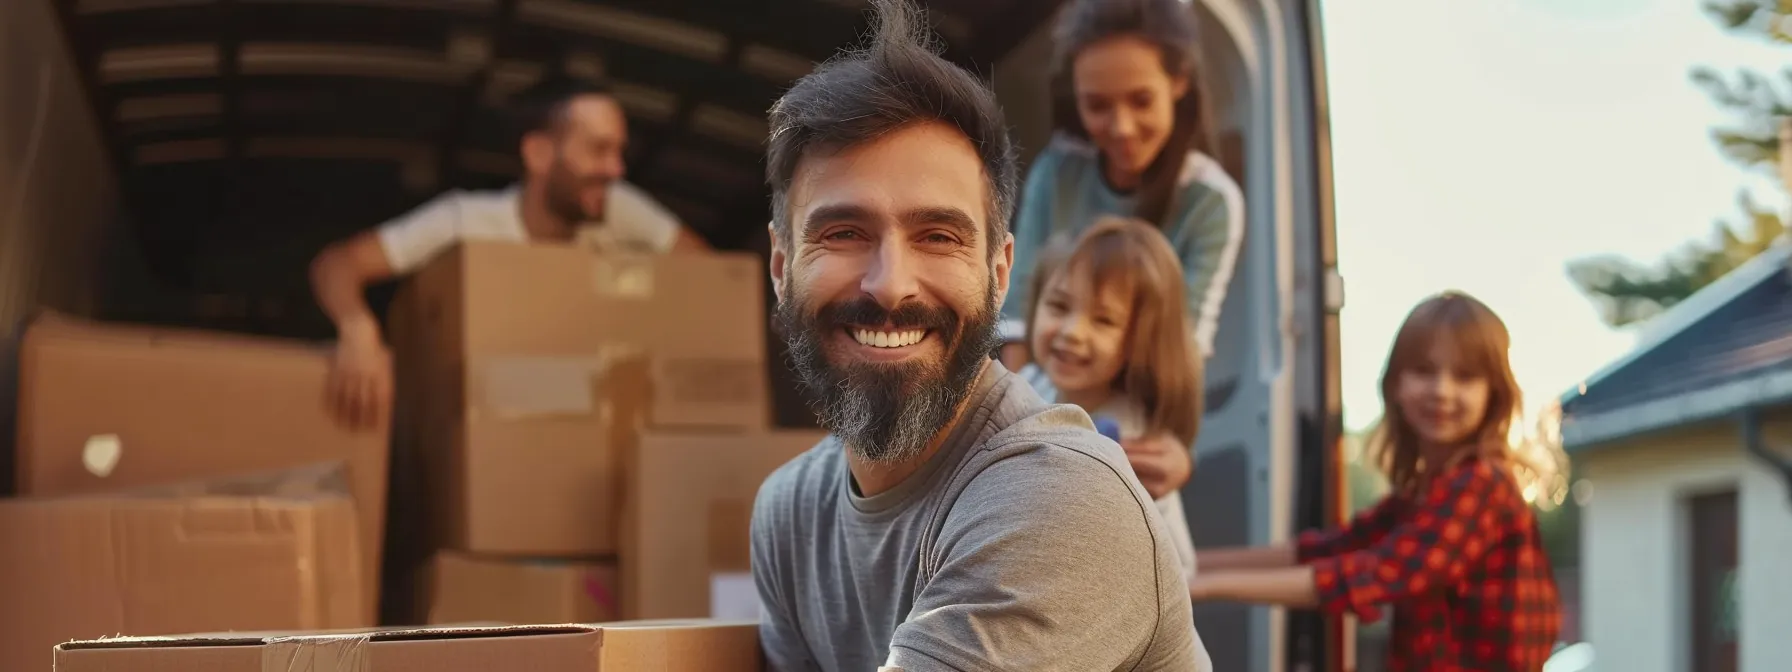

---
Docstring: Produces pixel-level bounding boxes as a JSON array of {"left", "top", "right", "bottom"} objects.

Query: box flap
[{"left": 56, "top": 624, "right": 600, "bottom": 651}]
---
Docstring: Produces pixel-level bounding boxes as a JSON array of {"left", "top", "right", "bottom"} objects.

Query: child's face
[
  {"left": 1394, "top": 337, "right": 1491, "bottom": 448},
  {"left": 1030, "top": 265, "right": 1132, "bottom": 396}
]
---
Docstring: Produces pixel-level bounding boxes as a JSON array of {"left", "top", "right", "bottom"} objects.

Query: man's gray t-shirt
[{"left": 751, "top": 361, "right": 1210, "bottom": 671}]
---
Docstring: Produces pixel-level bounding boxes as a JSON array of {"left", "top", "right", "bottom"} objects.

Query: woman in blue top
[{"left": 1003, "top": 0, "right": 1244, "bottom": 362}]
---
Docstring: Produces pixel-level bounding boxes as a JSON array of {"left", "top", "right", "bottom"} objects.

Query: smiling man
[{"left": 749, "top": 2, "right": 1208, "bottom": 670}]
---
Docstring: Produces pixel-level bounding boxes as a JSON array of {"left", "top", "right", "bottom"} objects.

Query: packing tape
[
  {"left": 590, "top": 257, "right": 654, "bottom": 298},
  {"left": 261, "top": 634, "right": 371, "bottom": 671}
]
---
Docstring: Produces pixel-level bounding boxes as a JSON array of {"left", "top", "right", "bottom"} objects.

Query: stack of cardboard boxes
[
  {"left": 0, "top": 240, "right": 821, "bottom": 669},
  {"left": 394, "top": 242, "right": 821, "bottom": 625},
  {"left": 0, "top": 314, "right": 392, "bottom": 668}
]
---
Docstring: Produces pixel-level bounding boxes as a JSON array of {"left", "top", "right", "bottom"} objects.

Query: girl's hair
[
  {"left": 1048, "top": 0, "right": 1221, "bottom": 227},
  {"left": 1025, "top": 216, "right": 1204, "bottom": 445},
  {"left": 1369, "top": 292, "right": 1564, "bottom": 499}
]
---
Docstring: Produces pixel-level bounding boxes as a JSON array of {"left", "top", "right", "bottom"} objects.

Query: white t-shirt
[{"left": 376, "top": 180, "right": 683, "bottom": 274}]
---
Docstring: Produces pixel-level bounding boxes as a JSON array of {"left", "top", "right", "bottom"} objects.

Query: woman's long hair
[
  {"left": 1025, "top": 217, "right": 1204, "bottom": 446},
  {"left": 1370, "top": 292, "right": 1564, "bottom": 500},
  {"left": 1048, "top": 0, "right": 1221, "bottom": 227}
]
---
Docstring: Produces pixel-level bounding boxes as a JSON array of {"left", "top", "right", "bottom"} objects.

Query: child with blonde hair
[{"left": 1019, "top": 216, "right": 1206, "bottom": 582}]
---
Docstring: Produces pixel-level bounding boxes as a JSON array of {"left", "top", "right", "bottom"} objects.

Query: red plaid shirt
[{"left": 1297, "top": 457, "right": 1561, "bottom": 672}]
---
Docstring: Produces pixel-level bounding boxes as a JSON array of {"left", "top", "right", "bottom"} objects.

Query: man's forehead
[
  {"left": 561, "top": 95, "right": 626, "bottom": 132},
  {"left": 788, "top": 124, "right": 989, "bottom": 227}
]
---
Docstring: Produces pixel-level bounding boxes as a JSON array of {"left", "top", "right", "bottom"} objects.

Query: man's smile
[{"left": 837, "top": 325, "right": 938, "bottom": 362}]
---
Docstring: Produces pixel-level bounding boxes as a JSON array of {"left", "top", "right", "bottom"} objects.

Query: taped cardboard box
[
  {"left": 421, "top": 551, "right": 619, "bottom": 626},
  {"left": 53, "top": 625, "right": 603, "bottom": 672},
  {"left": 13, "top": 313, "right": 390, "bottom": 620},
  {"left": 0, "top": 463, "right": 364, "bottom": 671},
  {"left": 418, "top": 353, "right": 650, "bottom": 556},
  {"left": 397, "top": 241, "right": 770, "bottom": 433},
  {"left": 54, "top": 621, "right": 763, "bottom": 671},
  {"left": 621, "top": 431, "right": 826, "bottom": 619},
  {"left": 391, "top": 240, "right": 770, "bottom": 556}
]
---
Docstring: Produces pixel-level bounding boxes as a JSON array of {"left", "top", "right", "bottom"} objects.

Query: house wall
[{"left": 1578, "top": 418, "right": 1792, "bottom": 672}]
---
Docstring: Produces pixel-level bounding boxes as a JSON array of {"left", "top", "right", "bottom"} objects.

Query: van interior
[{"left": 1, "top": 0, "right": 1343, "bottom": 670}]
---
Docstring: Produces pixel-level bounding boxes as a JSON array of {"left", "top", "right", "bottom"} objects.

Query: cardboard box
[
  {"left": 595, "top": 619, "right": 762, "bottom": 669},
  {"left": 0, "top": 467, "right": 364, "bottom": 670},
  {"left": 422, "top": 551, "right": 619, "bottom": 625},
  {"left": 13, "top": 313, "right": 390, "bottom": 620},
  {"left": 621, "top": 431, "right": 826, "bottom": 620},
  {"left": 53, "top": 621, "right": 763, "bottom": 671},
  {"left": 392, "top": 242, "right": 770, "bottom": 556},
  {"left": 403, "top": 241, "right": 770, "bottom": 431}
]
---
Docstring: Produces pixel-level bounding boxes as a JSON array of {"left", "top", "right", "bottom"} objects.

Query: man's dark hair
[
  {"left": 764, "top": 0, "right": 1017, "bottom": 253},
  {"left": 506, "top": 76, "right": 614, "bottom": 142}
]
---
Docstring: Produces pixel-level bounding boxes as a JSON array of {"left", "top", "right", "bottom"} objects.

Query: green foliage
[
  {"left": 1568, "top": 192, "right": 1785, "bottom": 327},
  {"left": 1568, "top": 2, "right": 1790, "bottom": 327}
]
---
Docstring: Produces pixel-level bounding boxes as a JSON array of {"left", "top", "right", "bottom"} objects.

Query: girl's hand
[
  {"left": 1122, "top": 433, "right": 1192, "bottom": 499},
  {"left": 1187, "top": 577, "right": 1215, "bottom": 603}
]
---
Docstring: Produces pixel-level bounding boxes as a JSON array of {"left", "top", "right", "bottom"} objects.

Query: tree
[
  {"left": 1567, "top": 1, "right": 1788, "bottom": 328},
  {"left": 1694, "top": 0, "right": 1792, "bottom": 172},
  {"left": 1567, "top": 193, "right": 1784, "bottom": 327}
]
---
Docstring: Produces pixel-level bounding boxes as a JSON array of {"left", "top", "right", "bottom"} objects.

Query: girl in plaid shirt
[{"left": 1189, "top": 292, "right": 1565, "bottom": 671}]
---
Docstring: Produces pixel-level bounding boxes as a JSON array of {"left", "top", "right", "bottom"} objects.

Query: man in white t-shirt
[{"left": 308, "top": 77, "right": 708, "bottom": 430}]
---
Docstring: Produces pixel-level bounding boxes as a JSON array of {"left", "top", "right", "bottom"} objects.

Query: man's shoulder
[
  {"left": 961, "top": 403, "right": 1145, "bottom": 512},
  {"left": 414, "top": 186, "right": 523, "bottom": 236},
  {"left": 754, "top": 435, "right": 842, "bottom": 514},
  {"left": 606, "top": 180, "right": 682, "bottom": 226},
  {"left": 425, "top": 186, "right": 515, "bottom": 212}
]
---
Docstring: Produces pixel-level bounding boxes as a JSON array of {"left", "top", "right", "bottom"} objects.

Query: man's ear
[
  {"left": 992, "top": 230, "right": 1015, "bottom": 307},
  {"left": 767, "top": 221, "right": 787, "bottom": 303},
  {"left": 520, "top": 131, "right": 555, "bottom": 177}
]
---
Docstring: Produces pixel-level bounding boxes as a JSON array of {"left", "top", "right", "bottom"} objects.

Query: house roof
[{"left": 1559, "top": 240, "right": 1792, "bottom": 450}]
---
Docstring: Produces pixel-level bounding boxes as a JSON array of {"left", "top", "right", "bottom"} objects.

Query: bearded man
[
  {"left": 750, "top": 2, "right": 1209, "bottom": 670},
  {"left": 307, "top": 77, "right": 707, "bottom": 431}
]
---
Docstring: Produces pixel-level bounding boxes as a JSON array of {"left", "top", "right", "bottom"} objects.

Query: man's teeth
[{"left": 854, "top": 329, "right": 926, "bottom": 348}]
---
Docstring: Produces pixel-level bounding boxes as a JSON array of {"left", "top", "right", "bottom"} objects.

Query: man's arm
[
  {"left": 606, "top": 180, "right": 710, "bottom": 253},
  {"left": 751, "top": 472, "right": 818, "bottom": 672},
  {"left": 310, "top": 231, "right": 397, "bottom": 345},
  {"left": 309, "top": 193, "right": 460, "bottom": 430},
  {"left": 886, "top": 446, "right": 1197, "bottom": 671}
]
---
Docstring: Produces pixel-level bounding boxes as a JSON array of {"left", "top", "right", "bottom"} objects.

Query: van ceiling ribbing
[{"left": 50, "top": 0, "right": 1066, "bottom": 245}]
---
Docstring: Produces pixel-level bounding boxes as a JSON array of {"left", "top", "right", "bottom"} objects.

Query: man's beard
[
  {"left": 543, "top": 160, "right": 606, "bottom": 223},
  {"left": 776, "top": 279, "right": 1001, "bottom": 465}
]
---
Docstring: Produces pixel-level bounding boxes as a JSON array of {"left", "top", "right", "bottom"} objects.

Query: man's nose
[{"left": 860, "top": 237, "right": 921, "bottom": 311}]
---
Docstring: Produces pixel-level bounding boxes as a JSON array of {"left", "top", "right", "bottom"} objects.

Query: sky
[{"left": 1317, "top": 0, "right": 1791, "bottom": 431}]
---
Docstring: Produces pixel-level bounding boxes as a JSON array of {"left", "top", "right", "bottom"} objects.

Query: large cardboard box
[
  {"left": 53, "top": 621, "right": 763, "bottom": 671},
  {"left": 0, "top": 466, "right": 364, "bottom": 671},
  {"left": 595, "top": 619, "right": 762, "bottom": 669},
  {"left": 422, "top": 550, "right": 619, "bottom": 625},
  {"left": 621, "top": 431, "right": 826, "bottom": 620},
  {"left": 12, "top": 314, "right": 390, "bottom": 619},
  {"left": 393, "top": 242, "right": 770, "bottom": 556}
]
